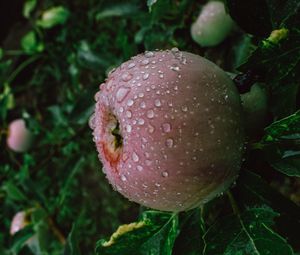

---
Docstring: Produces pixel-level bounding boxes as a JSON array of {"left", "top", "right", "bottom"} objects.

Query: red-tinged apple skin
[
  {"left": 7, "top": 119, "right": 32, "bottom": 152},
  {"left": 90, "top": 49, "right": 244, "bottom": 212}
]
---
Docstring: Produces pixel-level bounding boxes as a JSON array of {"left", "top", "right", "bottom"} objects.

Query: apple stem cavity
[{"left": 111, "top": 118, "right": 123, "bottom": 149}]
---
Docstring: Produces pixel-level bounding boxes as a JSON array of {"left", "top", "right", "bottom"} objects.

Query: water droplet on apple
[
  {"left": 154, "top": 99, "right": 161, "bottom": 107},
  {"left": 126, "top": 124, "right": 132, "bottom": 133},
  {"left": 147, "top": 109, "right": 154, "bottom": 119},
  {"left": 132, "top": 152, "right": 139, "bottom": 162},
  {"left": 121, "top": 72, "right": 133, "bottom": 82},
  {"left": 143, "top": 73, "right": 149, "bottom": 80},
  {"left": 148, "top": 124, "right": 155, "bottom": 133},
  {"left": 165, "top": 138, "right": 174, "bottom": 148},
  {"left": 161, "top": 171, "right": 169, "bottom": 177},
  {"left": 140, "top": 101, "right": 146, "bottom": 108},
  {"left": 121, "top": 175, "right": 127, "bottom": 181},
  {"left": 116, "top": 87, "right": 130, "bottom": 102},
  {"left": 127, "top": 99, "right": 134, "bottom": 106},
  {"left": 138, "top": 118, "right": 145, "bottom": 125},
  {"left": 127, "top": 63, "right": 136, "bottom": 69},
  {"left": 181, "top": 105, "right": 188, "bottom": 112},
  {"left": 145, "top": 51, "right": 154, "bottom": 58},
  {"left": 89, "top": 114, "right": 96, "bottom": 129},
  {"left": 141, "top": 59, "right": 149, "bottom": 66},
  {"left": 162, "top": 123, "right": 171, "bottom": 133},
  {"left": 126, "top": 110, "right": 132, "bottom": 118}
]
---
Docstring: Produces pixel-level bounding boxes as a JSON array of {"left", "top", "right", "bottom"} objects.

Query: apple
[
  {"left": 10, "top": 210, "right": 39, "bottom": 252},
  {"left": 90, "top": 49, "right": 244, "bottom": 212},
  {"left": 241, "top": 83, "right": 268, "bottom": 134},
  {"left": 10, "top": 211, "right": 30, "bottom": 236},
  {"left": 191, "top": 1, "right": 234, "bottom": 47},
  {"left": 6, "top": 119, "right": 32, "bottom": 152}
]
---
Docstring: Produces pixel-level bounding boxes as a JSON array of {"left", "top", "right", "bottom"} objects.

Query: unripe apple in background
[
  {"left": 90, "top": 49, "right": 244, "bottom": 212},
  {"left": 6, "top": 118, "right": 32, "bottom": 152},
  {"left": 10, "top": 211, "right": 39, "bottom": 252},
  {"left": 241, "top": 83, "right": 268, "bottom": 134},
  {"left": 191, "top": 1, "right": 235, "bottom": 47},
  {"left": 10, "top": 211, "right": 30, "bottom": 236}
]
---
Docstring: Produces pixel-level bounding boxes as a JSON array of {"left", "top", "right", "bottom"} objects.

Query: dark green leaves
[
  {"left": 226, "top": 0, "right": 272, "bottom": 37},
  {"left": 234, "top": 170, "right": 300, "bottom": 249},
  {"left": 95, "top": 3, "right": 140, "bottom": 20},
  {"left": 227, "top": 1, "right": 300, "bottom": 121},
  {"left": 263, "top": 110, "right": 300, "bottom": 142},
  {"left": 96, "top": 211, "right": 179, "bottom": 255},
  {"left": 226, "top": 0, "right": 300, "bottom": 36},
  {"left": 203, "top": 207, "right": 293, "bottom": 255},
  {"left": 64, "top": 224, "right": 81, "bottom": 255},
  {"left": 259, "top": 111, "right": 300, "bottom": 176},
  {"left": 21, "top": 31, "right": 44, "bottom": 54},
  {"left": 36, "top": 6, "right": 70, "bottom": 29},
  {"left": 173, "top": 209, "right": 205, "bottom": 255}
]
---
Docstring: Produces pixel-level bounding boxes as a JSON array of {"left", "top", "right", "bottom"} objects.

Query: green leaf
[
  {"left": 10, "top": 226, "right": 35, "bottom": 254},
  {"left": 0, "top": 83, "right": 14, "bottom": 120},
  {"left": 95, "top": 3, "right": 140, "bottom": 20},
  {"left": 234, "top": 170, "right": 300, "bottom": 248},
  {"left": 57, "top": 157, "right": 85, "bottom": 206},
  {"left": 236, "top": 171, "right": 300, "bottom": 217},
  {"left": 96, "top": 211, "right": 179, "bottom": 255},
  {"left": 226, "top": 0, "right": 300, "bottom": 36},
  {"left": 23, "top": 0, "right": 37, "bottom": 18},
  {"left": 147, "top": 0, "right": 158, "bottom": 11},
  {"left": 173, "top": 209, "right": 205, "bottom": 255},
  {"left": 21, "top": 31, "right": 44, "bottom": 54},
  {"left": 76, "top": 41, "right": 110, "bottom": 70},
  {"left": 262, "top": 110, "right": 300, "bottom": 142},
  {"left": 226, "top": 0, "right": 272, "bottom": 37},
  {"left": 2, "top": 182, "right": 27, "bottom": 202},
  {"left": 64, "top": 223, "right": 81, "bottom": 255},
  {"left": 0, "top": 48, "right": 3, "bottom": 59},
  {"left": 203, "top": 207, "right": 294, "bottom": 255},
  {"left": 271, "top": 157, "right": 300, "bottom": 177},
  {"left": 69, "top": 87, "right": 95, "bottom": 125},
  {"left": 37, "top": 6, "right": 70, "bottom": 29},
  {"left": 259, "top": 111, "right": 300, "bottom": 176}
]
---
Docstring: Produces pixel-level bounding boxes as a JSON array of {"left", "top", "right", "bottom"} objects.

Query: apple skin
[
  {"left": 10, "top": 211, "right": 30, "bottom": 236},
  {"left": 191, "top": 1, "right": 234, "bottom": 47},
  {"left": 90, "top": 49, "right": 244, "bottom": 212},
  {"left": 241, "top": 83, "right": 268, "bottom": 134},
  {"left": 7, "top": 119, "right": 32, "bottom": 153},
  {"left": 10, "top": 211, "right": 38, "bottom": 250}
]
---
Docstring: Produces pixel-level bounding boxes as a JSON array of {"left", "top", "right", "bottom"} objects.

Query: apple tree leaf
[
  {"left": 203, "top": 206, "right": 294, "bottom": 255},
  {"left": 95, "top": 211, "right": 179, "bottom": 255}
]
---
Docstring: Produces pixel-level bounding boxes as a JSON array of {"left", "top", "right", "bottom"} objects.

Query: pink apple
[
  {"left": 90, "top": 49, "right": 244, "bottom": 212},
  {"left": 10, "top": 211, "right": 30, "bottom": 235},
  {"left": 10, "top": 210, "right": 39, "bottom": 252},
  {"left": 7, "top": 119, "right": 32, "bottom": 152}
]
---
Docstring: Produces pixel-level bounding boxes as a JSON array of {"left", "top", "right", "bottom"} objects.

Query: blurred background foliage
[
  {"left": 0, "top": 0, "right": 300, "bottom": 254},
  {"left": 0, "top": 0, "right": 202, "bottom": 253}
]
